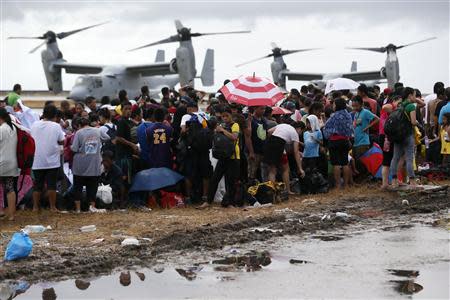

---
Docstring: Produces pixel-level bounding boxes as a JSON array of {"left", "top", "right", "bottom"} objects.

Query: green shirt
[
  {"left": 7, "top": 92, "right": 20, "bottom": 107},
  {"left": 402, "top": 100, "right": 416, "bottom": 114}
]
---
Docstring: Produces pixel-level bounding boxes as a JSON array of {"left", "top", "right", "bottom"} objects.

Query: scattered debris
[
  {"left": 388, "top": 269, "right": 419, "bottom": 278},
  {"left": 90, "top": 238, "right": 104, "bottom": 245},
  {"left": 175, "top": 268, "right": 198, "bottom": 281},
  {"left": 79, "top": 225, "right": 96, "bottom": 233},
  {"left": 74, "top": 279, "right": 90, "bottom": 290},
  {"left": 119, "top": 271, "right": 131, "bottom": 286},
  {"left": 289, "top": 259, "right": 311, "bottom": 264},
  {"left": 391, "top": 280, "right": 423, "bottom": 294},
  {"left": 121, "top": 237, "right": 140, "bottom": 246},
  {"left": 335, "top": 212, "right": 349, "bottom": 219},
  {"left": 251, "top": 228, "right": 282, "bottom": 233},
  {"left": 212, "top": 251, "right": 272, "bottom": 272},
  {"left": 153, "top": 266, "right": 165, "bottom": 273},
  {"left": 229, "top": 248, "right": 240, "bottom": 254},
  {"left": 402, "top": 199, "right": 410, "bottom": 206},
  {"left": 321, "top": 214, "right": 331, "bottom": 221},
  {"left": 42, "top": 287, "right": 57, "bottom": 300},
  {"left": 22, "top": 225, "right": 52, "bottom": 233},
  {"left": 312, "top": 235, "right": 344, "bottom": 241},
  {"left": 135, "top": 272, "right": 145, "bottom": 281},
  {"left": 302, "top": 198, "right": 318, "bottom": 206}
]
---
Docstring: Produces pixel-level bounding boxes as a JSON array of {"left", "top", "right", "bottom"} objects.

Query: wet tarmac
[{"left": 8, "top": 223, "right": 449, "bottom": 299}]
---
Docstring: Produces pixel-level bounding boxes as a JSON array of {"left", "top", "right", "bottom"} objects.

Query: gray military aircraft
[
  {"left": 8, "top": 21, "right": 218, "bottom": 101},
  {"left": 129, "top": 20, "right": 250, "bottom": 87},
  {"left": 237, "top": 38, "right": 436, "bottom": 90}
]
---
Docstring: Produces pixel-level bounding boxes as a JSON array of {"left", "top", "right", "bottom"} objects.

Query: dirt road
[{"left": 0, "top": 184, "right": 448, "bottom": 283}]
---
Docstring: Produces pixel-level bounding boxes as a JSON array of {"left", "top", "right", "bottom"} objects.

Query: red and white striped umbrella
[
  {"left": 271, "top": 106, "right": 293, "bottom": 115},
  {"left": 220, "top": 75, "right": 285, "bottom": 107}
]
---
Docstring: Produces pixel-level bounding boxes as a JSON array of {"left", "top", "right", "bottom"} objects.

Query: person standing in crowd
[
  {"left": 136, "top": 107, "right": 154, "bottom": 169},
  {"left": 323, "top": 98, "right": 354, "bottom": 189},
  {"left": 357, "top": 84, "right": 379, "bottom": 116},
  {"left": 160, "top": 87, "right": 172, "bottom": 108},
  {"left": 31, "top": 105, "right": 65, "bottom": 212},
  {"left": 440, "top": 113, "right": 450, "bottom": 165},
  {"left": 246, "top": 106, "right": 268, "bottom": 183},
  {"left": 115, "top": 102, "right": 138, "bottom": 187},
  {"left": 85, "top": 96, "right": 97, "bottom": 114},
  {"left": 437, "top": 87, "right": 450, "bottom": 126},
  {"left": 424, "top": 82, "right": 445, "bottom": 128},
  {"left": 302, "top": 115, "right": 323, "bottom": 171},
  {"left": 351, "top": 95, "right": 379, "bottom": 159},
  {"left": 100, "top": 151, "right": 125, "bottom": 208},
  {"left": 264, "top": 122, "right": 305, "bottom": 194},
  {"left": 0, "top": 108, "right": 19, "bottom": 221},
  {"left": 389, "top": 87, "right": 419, "bottom": 188},
  {"left": 200, "top": 106, "right": 241, "bottom": 208},
  {"left": 98, "top": 108, "right": 117, "bottom": 155},
  {"left": 7, "top": 84, "right": 21, "bottom": 109},
  {"left": 146, "top": 108, "right": 173, "bottom": 168},
  {"left": 428, "top": 86, "right": 445, "bottom": 131},
  {"left": 70, "top": 117, "right": 110, "bottom": 212}
]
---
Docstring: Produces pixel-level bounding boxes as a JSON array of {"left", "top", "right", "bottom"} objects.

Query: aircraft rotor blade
[
  {"left": 56, "top": 21, "right": 109, "bottom": 39},
  {"left": 396, "top": 37, "right": 436, "bottom": 50},
  {"left": 190, "top": 30, "right": 251, "bottom": 37},
  {"left": 128, "top": 35, "right": 180, "bottom": 51},
  {"left": 175, "top": 20, "right": 184, "bottom": 31},
  {"left": 235, "top": 53, "right": 273, "bottom": 67},
  {"left": 29, "top": 40, "right": 48, "bottom": 54},
  {"left": 8, "top": 36, "right": 44, "bottom": 40},
  {"left": 346, "top": 46, "right": 386, "bottom": 53},
  {"left": 281, "top": 48, "right": 321, "bottom": 56}
]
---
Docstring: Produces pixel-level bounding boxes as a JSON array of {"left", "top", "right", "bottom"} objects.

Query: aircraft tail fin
[
  {"left": 41, "top": 50, "right": 64, "bottom": 93},
  {"left": 155, "top": 50, "right": 165, "bottom": 63},
  {"left": 200, "top": 48, "right": 214, "bottom": 86},
  {"left": 351, "top": 61, "right": 357, "bottom": 72}
]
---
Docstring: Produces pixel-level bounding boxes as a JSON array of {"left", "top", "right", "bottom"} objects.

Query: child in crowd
[
  {"left": 302, "top": 115, "right": 323, "bottom": 171},
  {"left": 440, "top": 113, "right": 450, "bottom": 165}
]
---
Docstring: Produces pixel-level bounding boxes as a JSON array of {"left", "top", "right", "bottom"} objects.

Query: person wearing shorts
[
  {"left": 30, "top": 105, "right": 65, "bottom": 212},
  {"left": 323, "top": 97, "right": 354, "bottom": 188},
  {"left": 264, "top": 122, "right": 305, "bottom": 194}
]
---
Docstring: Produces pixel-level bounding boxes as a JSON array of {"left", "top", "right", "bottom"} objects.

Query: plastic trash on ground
[
  {"left": 4, "top": 231, "right": 33, "bottom": 261},
  {"left": 22, "top": 225, "right": 52, "bottom": 233},
  {"left": 80, "top": 225, "right": 97, "bottom": 232},
  {"left": 335, "top": 212, "right": 349, "bottom": 219},
  {"left": 121, "top": 237, "right": 140, "bottom": 246}
]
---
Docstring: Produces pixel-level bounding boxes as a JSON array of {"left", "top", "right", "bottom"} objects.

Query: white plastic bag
[{"left": 96, "top": 184, "right": 112, "bottom": 204}]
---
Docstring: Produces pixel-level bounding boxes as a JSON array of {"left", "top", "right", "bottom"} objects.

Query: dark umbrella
[{"left": 130, "top": 168, "right": 184, "bottom": 192}]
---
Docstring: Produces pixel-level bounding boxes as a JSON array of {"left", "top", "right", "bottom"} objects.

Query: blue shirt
[
  {"left": 137, "top": 121, "right": 153, "bottom": 163},
  {"left": 438, "top": 102, "right": 450, "bottom": 125},
  {"left": 354, "top": 108, "right": 375, "bottom": 147},
  {"left": 303, "top": 130, "right": 322, "bottom": 158}
]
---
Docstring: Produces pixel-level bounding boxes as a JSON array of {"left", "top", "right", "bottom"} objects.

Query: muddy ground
[{"left": 0, "top": 184, "right": 448, "bottom": 284}]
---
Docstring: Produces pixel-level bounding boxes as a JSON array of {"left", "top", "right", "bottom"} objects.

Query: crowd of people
[{"left": 1, "top": 81, "right": 449, "bottom": 221}]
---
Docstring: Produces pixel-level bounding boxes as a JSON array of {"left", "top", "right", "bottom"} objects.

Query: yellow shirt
[
  {"left": 231, "top": 123, "right": 240, "bottom": 160},
  {"left": 440, "top": 128, "right": 450, "bottom": 155}
]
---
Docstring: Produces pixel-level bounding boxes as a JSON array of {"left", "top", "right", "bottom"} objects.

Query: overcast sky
[{"left": 0, "top": 0, "right": 448, "bottom": 94}]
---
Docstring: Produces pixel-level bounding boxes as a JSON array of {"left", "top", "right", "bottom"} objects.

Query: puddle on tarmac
[{"left": 6, "top": 224, "right": 450, "bottom": 299}]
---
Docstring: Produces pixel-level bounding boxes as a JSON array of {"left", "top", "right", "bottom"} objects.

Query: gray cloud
[{"left": 3, "top": 0, "right": 449, "bottom": 31}]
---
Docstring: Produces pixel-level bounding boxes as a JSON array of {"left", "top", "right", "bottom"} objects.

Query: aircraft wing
[
  {"left": 125, "top": 62, "right": 173, "bottom": 77},
  {"left": 281, "top": 71, "right": 324, "bottom": 81},
  {"left": 341, "top": 70, "right": 384, "bottom": 82},
  {"left": 52, "top": 62, "right": 104, "bottom": 74}
]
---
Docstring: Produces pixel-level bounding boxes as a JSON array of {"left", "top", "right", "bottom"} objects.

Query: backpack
[
  {"left": 15, "top": 125, "right": 35, "bottom": 190},
  {"left": 212, "top": 132, "right": 235, "bottom": 160},
  {"left": 102, "top": 124, "right": 117, "bottom": 154},
  {"left": 384, "top": 106, "right": 412, "bottom": 143}
]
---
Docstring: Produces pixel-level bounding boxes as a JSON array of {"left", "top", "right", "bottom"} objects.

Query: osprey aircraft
[
  {"left": 237, "top": 38, "right": 436, "bottom": 90},
  {"left": 8, "top": 20, "right": 249, "bottom": 101}
]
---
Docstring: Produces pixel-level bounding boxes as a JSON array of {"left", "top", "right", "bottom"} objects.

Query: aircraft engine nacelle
[
  {"left": 169, "top": 58, "right": 178, "bottom": 73},
  {"left": 380, "top": 67, "right": 387, "bottom": 78},
  {"left": 41, "top": 49, "right": 63, "bottom": 94},
  {"left": 176, "top": 46, "right": 196, "bottom": 87}
]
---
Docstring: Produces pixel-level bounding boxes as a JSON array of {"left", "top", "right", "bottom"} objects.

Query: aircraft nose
[{"left": 69, "top": 87, "right": 89, "bottom": 101}]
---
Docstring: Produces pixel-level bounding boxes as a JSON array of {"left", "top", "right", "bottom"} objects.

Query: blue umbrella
[{"left": 130, "top": 168, "right": 184, "bottom": 192}]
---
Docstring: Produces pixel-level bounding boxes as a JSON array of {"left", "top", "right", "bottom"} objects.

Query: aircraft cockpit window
[{"left": 93, "top": 77, "right": 103, "bottom": 88}]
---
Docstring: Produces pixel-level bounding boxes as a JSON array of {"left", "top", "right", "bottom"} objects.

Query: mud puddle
[{"left": 5, "top": 222, "right": 448, "bottom": 299}]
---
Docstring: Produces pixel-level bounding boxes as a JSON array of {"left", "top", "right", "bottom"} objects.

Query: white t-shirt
[
  {"left": 31, "top": 120, "right": 65, "bottom": 170},
  {"left": 424, "top": 93, "right": 437, "bottom": 124},
  {"left": 272, "top": 124, "right": 300, "bottom": 144}
]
